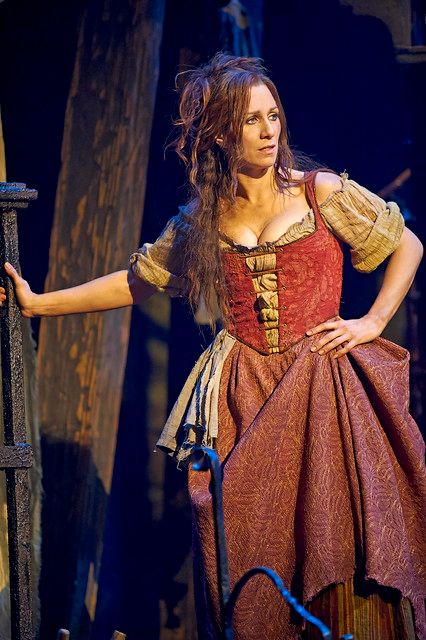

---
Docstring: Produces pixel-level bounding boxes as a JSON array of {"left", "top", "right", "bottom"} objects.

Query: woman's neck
[{"left": 236, "top": 166, "right": 277, "bottom": 206}]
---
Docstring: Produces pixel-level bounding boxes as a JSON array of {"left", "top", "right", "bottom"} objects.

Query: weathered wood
[{"left": 37, "top": 0, "right": 165, "bottom": 636}]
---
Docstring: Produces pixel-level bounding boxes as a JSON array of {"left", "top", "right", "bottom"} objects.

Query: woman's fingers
[
  {"left": 1, "top": 263, "right": 16, "bottom": 306},
  {"left": 1, "top": 263, "right": 30, "bottom": 308},
  {"left": 315, "top": 334, "right": 351, "bottom": 355},
  {"left": 310, "top": 328, "right": 347, "bottom": 352},
  {"left": 310, "top": 328, "right": 352, "bottom": 355},
  {"left": 306, "top": 316, "right": 341, "bottom": 336},
  {"left": 307, "top": 315, "right": 382, "bottom": 358},
  {"left": 0, "top": 265, "right": 11, "bottom": 306},
  {"left": 332, "top": 340, "right": 356, "bottom": 359},
  {"left": 307, "top": 316, "right": 358, "bottom": 356},
  {"left": 4, "top": 262, "right": 19, "bottom": 281}
]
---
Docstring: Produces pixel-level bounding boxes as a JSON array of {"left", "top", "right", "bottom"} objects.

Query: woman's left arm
[{"left": 307, "top": 227, "right": 423, "bottom": 358}]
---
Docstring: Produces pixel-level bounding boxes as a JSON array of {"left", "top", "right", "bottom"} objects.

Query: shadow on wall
[
  {"left": 38, "top": 436, "right": 108, "bottom": 638},
  {"left": 92, "top": 301, "right": 176, "bottom": 639}
]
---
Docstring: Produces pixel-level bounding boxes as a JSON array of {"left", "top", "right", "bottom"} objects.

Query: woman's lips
[{"left": 258, "top": 144, "right": 276, "bottom": 154}]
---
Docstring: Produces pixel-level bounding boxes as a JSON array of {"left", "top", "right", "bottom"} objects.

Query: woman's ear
[{"left": 215, "top": 136, "right": 224, "bottom": 146}]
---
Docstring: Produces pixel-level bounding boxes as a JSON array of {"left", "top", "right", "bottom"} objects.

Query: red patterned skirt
[{"left": 188, "top": 337, "right": 425, "bottom": 639}]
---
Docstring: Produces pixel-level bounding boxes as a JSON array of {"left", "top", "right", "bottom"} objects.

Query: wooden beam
[{"left": 37, "top": 0, "right": 166, "bottom": 636}]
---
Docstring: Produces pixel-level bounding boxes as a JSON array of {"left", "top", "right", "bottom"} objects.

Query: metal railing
[{"left": 0, "top": 182, "right": 37, "bottom": 640}]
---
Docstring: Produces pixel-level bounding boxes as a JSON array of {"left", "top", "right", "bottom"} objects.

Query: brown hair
[{"left": 170, "top": 53, "right": 319, "bottom": 328}]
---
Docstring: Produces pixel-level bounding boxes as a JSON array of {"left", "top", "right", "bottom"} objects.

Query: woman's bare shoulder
[
  {"left": 285, "top": 169, "right": 343, "bottom": 204},
  {"left": 314, "top": 171, "right": 343, "bottom": 205}
]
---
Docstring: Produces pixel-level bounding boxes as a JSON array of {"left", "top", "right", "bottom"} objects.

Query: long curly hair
[{"left": 170, "top": 53, "right": 318, "bottom": 328}]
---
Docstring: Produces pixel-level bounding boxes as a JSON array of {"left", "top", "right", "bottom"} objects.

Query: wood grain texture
[{"left": 36, "top": 0, "right": 165, "bottom": 636}]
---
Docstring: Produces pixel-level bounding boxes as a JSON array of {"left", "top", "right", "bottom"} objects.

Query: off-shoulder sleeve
[
  {"left": 129, "top": 210, "right": 190, "bottom": 297},
  {"left": 319, "top": 173, "right": 405, "bottom": 272}
]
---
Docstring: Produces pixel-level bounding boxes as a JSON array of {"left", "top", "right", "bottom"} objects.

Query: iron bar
[
  {"left": 224, "top": 566, "right": 331, "bottom": 639},
  {"left": 0, "top": 444, "right": 33, "bottom": 468},
  {"left": 0, "top": 182, "right": 37, "bottom": 640},
  {"left": 191, "top": 445, "right": 231, "bottom": 628}
]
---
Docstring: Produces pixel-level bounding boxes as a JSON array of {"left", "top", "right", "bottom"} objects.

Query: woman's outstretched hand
[
  {"left": 1, "top": 264, "right": 154, "bottom": 317},
  {"left": 0, "top": 262, "right": 37, "bottom": 317},
  {"left": 306, "top": 314, "right": 384, "bottom": 359}
]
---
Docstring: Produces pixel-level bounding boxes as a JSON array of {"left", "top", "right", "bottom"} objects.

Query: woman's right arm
[{"left": 0, "top": 262, "right": 155, "bottom": 317}]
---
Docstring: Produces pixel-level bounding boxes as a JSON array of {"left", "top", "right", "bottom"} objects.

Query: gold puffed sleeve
[
  {"left": 318, "top": 173, "right": 405, "bottom": 272},
  {"left": 129, "top": 210, "right": 190, "bottom": 297}
]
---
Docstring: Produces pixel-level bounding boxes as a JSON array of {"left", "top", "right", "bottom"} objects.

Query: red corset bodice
[{"left": 222, "top": 174, "right": 343, "bottom": 355}]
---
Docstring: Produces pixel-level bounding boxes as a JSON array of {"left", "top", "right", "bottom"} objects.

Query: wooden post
[{"left": 36, "top": 0, "right": 166, "bottom": 636}]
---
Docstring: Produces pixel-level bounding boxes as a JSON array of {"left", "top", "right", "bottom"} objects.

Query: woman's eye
[{"left": 245, "top": 113, "right": 279, "bottom": 125}]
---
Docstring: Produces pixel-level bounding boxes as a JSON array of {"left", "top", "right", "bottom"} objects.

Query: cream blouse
[{"left": 129, "top": 174, "right": 405, "bottom": 296}]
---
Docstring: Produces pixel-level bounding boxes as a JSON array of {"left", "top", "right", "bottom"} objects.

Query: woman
[{"left": 1, "top": 54, "right": 425, "bottom": 639}]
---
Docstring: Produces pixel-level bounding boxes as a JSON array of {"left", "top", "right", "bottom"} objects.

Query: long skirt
[{"left": 188, "top": 337, "right": 425, "bottom": 639}]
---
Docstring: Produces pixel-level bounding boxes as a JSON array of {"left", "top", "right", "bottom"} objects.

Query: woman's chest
[{"left": 220, "top": 187, "right": 311, "bottom": 248}]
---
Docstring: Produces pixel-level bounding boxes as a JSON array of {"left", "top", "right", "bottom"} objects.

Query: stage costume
[{"left": 130, "top": 172, "right": 425, "bottom": 639}]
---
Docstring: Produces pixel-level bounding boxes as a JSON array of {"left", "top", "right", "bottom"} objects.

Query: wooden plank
[{"left": 36, "top": 0, "right": 165, "bottom": 636}]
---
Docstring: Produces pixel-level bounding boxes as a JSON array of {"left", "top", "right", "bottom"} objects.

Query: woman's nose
[{"left": 260, "top": 118, "right": 274, "bottom": 138}]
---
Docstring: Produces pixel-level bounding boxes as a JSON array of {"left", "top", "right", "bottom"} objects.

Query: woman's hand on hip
[{"left": 306, "top": 314, "right": 385, "bottom": 359}]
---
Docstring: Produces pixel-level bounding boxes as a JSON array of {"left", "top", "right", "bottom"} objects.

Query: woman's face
[{"left": 239, "top": 82, "right": 281, "bottom": 173}]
